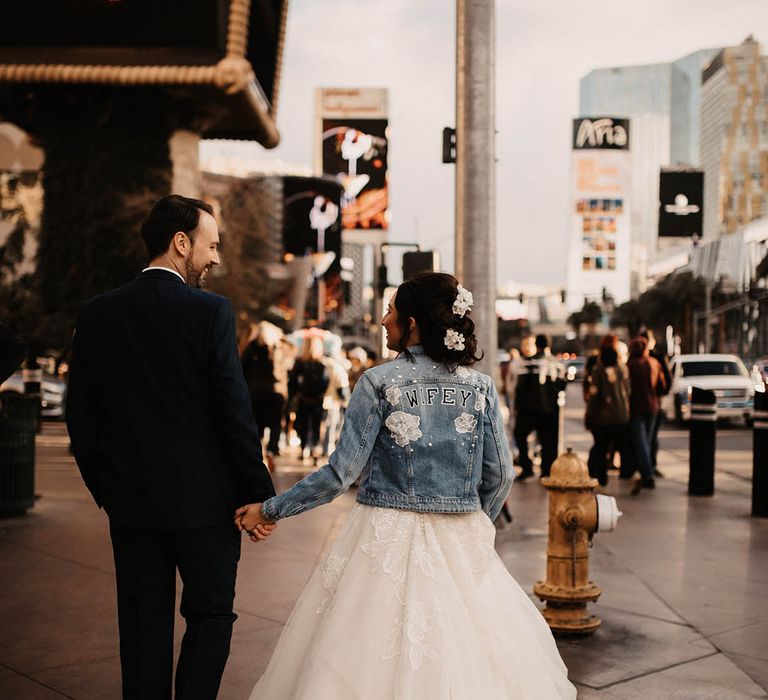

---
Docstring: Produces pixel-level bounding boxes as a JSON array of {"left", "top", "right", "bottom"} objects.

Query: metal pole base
[{"left": 539, "top": 601, "right": 602, "bottom": 637}]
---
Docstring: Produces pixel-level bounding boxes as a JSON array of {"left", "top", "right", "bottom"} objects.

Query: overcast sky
[{"left": 202, "top": 0, "right": 768, "bottom": 290}]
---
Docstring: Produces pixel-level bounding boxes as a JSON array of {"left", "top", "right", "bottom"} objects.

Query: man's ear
[
  {"left": 171, "top": 231, "right": 189, "bottom": 256},
  {"left": 408, "top": 317, "right": 417, "bottom": 332}
]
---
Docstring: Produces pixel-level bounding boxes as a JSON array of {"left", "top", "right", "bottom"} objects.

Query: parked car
[
  {"left": 0, "top": 371, "right": 67, "bottom": 420},
  {"left": 662, "top": 354, "right": 757, "bottom": 426}
]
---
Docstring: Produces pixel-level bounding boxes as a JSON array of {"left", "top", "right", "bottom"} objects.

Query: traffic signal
[
  {"left": 402, "top": 251, "right": 437, "bottom": 281},
  {"left": 442, "top": 127, "right": 456, "bottom": 163}
]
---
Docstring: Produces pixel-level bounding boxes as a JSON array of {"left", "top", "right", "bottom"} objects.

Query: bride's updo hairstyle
[{"left": 394, "top": 272, "right": 483, "bottom": 366}]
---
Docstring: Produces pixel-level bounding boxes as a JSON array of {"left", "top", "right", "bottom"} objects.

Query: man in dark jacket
[
  {"left": 513, "top": 334, "right": 565, "bottom": 478},
  {"left": 66, "top": 195, "right": 275, "bottom": 700}
]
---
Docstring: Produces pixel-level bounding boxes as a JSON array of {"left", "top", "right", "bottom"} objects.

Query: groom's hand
[{"left": 234, "top": 503, "right": 277, "bottom": 543}]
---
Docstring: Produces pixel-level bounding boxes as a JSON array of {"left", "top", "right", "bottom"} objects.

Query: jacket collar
[
  {"left": 138, "top": 268, "right": 186, "bottom": 285},
  {"left": 398, "top": 344, "right": 426, "bottom": 358}
]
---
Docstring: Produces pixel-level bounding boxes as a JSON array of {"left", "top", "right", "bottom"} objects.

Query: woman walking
[
  {"left": 627, "top": 336, "right": 666, "bottom": 494},
  {"left": 237, "top": 272, "right": 576, "bottom": 699},
  {"left": 585, "top": 335, "right": 630, "bottom": 486}
]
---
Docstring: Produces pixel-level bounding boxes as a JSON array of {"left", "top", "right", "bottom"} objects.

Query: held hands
[{"left": 234, "top": 503, "right": 277, "bottom": 543}]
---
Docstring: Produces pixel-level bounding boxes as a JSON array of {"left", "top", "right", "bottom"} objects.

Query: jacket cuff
[{"left": 261, "top": 496, "right": 280, "bottom": 522}]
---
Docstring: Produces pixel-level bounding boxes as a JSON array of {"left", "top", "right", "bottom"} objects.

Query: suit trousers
[
  {"left": 514, "top": 411, "right": 558, "bottom": 477},
  {"left": 109, "top": 524, "right": 241, "bottom": 700},
  {"left": 588, "top": 424, "right": 627, "bottom": 485}
]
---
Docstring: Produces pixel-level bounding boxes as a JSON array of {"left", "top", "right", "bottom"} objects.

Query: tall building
[
  {"left": 578, "top": 49, "right": 719, "bottom": 293},
  {"left": 701, "top": 37, "right": 768, "bottom": 239}
]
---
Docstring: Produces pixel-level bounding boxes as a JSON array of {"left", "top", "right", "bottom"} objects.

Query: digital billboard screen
[
  {"left": 321, "top": 118, "right": 388, "bottom": 230},
  {"left": 658, "top": 171, "right": 704, "bottom": 237}
]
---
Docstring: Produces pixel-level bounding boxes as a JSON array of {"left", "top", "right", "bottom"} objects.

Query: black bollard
[
  {"left": 688, "top": 386, "right": 716, "bottom": 496},
  {"left": 753, "top": 386, "right": 768, "bottom": 518}
]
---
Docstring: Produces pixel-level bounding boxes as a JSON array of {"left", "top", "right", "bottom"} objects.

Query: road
[{"left": 560, "top": 382, "right": 755, "bottom": 496}]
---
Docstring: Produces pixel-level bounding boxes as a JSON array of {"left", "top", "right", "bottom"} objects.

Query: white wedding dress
[{"left": 250, "top": 504, "right": 576, "bottom": 699}]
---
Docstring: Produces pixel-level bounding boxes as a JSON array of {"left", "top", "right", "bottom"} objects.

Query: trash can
[{"left": 0, "top": 391, "right": 38, "bottom": 516}]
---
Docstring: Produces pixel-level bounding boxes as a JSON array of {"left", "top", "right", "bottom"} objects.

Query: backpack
[{"left": 298, "top": 360, "right": 329, "bottom": 400}]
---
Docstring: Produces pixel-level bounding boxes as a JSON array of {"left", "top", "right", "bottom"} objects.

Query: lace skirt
[{"left": 249, "top": 504, "right": 576, "bottom": 700}]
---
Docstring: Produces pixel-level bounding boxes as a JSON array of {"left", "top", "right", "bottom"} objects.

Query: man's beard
[{"left": 185, "top": 259, "right": 209, "bottom": 289}]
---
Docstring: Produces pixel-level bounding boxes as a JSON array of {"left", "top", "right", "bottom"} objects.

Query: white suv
[{"left": 663, "top": 354, "right": 756, "bottom": 426}]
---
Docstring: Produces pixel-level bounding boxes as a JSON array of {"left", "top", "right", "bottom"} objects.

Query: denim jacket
[{"left": 261, "top": 346, "right": 513, "bottom": 522}]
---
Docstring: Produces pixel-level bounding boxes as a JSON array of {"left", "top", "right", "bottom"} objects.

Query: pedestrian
[
  {"left": 501, "top": 345, "right": 521, "bottom": 463},
  {"left": 514, "top": 333, "right": 565, "bottom": 479},
  {"left": 241, "top": 331, "right": 284, "bottom": 470},
  {"left": 627, "top": 336, "right": 667, "bottom": 494},
  {"left": 235, "top": 272, "right": 576, "bottom": 699},
  {"left": 321, "top": 349, "right": 350, "bottom": 456},
  {"left": 346, "top": 345, "right": 368, "bottom": 392},
  {"left": 584, "top": 335, "right": 630, "bottom": 486},
  {"left": 0, "top": 322, "right": 26, "bottom": 384},
  {"left": 289, "top": 335, "right": 329, "bottom": 463},
  {"left": 639, "top": 328, "right": 672, "bottom": 477},
  {"left": 65, "top": 195, "right": 276, "bottom": 700}
]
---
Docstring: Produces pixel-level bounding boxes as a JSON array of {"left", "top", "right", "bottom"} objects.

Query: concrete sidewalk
[{"left": 0, "top": 416, "right": 766, "bottom": 699}]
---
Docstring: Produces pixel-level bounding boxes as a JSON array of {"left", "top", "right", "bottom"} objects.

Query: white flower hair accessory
[
  {"left": 444, "top": 329, "right": 465, "bottom": 351},
  {"left": 452, "top": 284, "right": 474, "bottom": 317}
]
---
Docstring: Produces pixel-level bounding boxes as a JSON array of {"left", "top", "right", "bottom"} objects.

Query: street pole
[
  {"left": 704, "top": 280, "right": 712, "bottom": 353},
  {"left": 455, "top": 0, "right": 496, "bottom": 375}
]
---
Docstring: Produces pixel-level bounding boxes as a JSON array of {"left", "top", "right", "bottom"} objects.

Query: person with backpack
[
  {"left": 289, "top": 336, "right": 329, "bottom": 463},
  {"left": 584, "top": 334, "right": 631, "bottom": 486}
]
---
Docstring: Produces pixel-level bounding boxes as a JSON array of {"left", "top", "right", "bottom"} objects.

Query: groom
[{"left": 66, "top": 195, "right": 276, "bottom": 699}]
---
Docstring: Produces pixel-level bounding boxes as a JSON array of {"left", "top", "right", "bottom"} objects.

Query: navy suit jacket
[{"left": 66, "top": 269, "right": 275, "bottom": 529}]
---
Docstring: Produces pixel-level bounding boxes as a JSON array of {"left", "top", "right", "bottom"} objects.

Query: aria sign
[{"left": 572, "top": 118, "right": 630, "bottom": 150}]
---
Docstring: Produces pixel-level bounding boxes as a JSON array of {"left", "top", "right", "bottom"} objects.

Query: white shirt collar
[{"left": 142, "top": 266, "right": 186, "bottom": 283}]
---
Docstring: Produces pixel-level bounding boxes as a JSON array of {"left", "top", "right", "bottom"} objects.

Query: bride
[{"left": 237, "top": 272, "right": 576, "bottom": 699}]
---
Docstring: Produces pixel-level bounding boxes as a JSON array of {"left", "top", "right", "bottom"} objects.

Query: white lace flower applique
[
  {"left": 474, "top": 394, "right": 485, "bottom": 412},
  {"left": 385, "top": 385, "right": 402, "bottom": 406},
  {"left": 384, "top": 602, "right": 439, "bottom": 670},
  {"left": 452, "top": 284, "right": 474, "bottom": 317},
  {"left": 385, "top": 411, "right": 423, "bottom": 447},
  {"left": 444, "top": 329, "right": 465, "bottom": 351},
  {"left": 455, "top": 366, "right": 471, "bottom": 379},
  {"left": 315, "top": 550, "right": 348, "bottom": 615},
  {"left": 454, "top": 412, "right": 477, "bottom": 434}
]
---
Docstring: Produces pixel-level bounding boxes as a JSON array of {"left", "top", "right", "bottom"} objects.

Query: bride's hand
[{"left": 234, "top": 503, "right": 277, "bottom": 542}]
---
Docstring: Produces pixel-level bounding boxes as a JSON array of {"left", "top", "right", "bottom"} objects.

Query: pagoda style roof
[{"left": 0, "top": 0, "right": 287, "bottom": 148}]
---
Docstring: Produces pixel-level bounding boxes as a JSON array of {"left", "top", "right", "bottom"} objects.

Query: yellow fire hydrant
[{"left": 533, "top": 448, "right": 622, "bottom": 636}]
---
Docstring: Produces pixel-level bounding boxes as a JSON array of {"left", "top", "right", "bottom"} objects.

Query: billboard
[
  {"left": 658, "top": 170, "right": 704, "bottom": 237},
  {"left": 572, "top": 117, "right": 629, "bottom": 150},
  {"left": 566, "top": 117, "right": 632, "bottom": 309},
  {"left": 283, "top": 176, "right": 344, "bottom": 315},
  {"left": 316, "top": 88, "right": 389, "bottom": 231}
]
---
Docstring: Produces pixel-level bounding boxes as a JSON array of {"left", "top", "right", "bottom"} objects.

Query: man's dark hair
[{"left": 141, "top": 195, "right": 214, "bottom": 260}]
